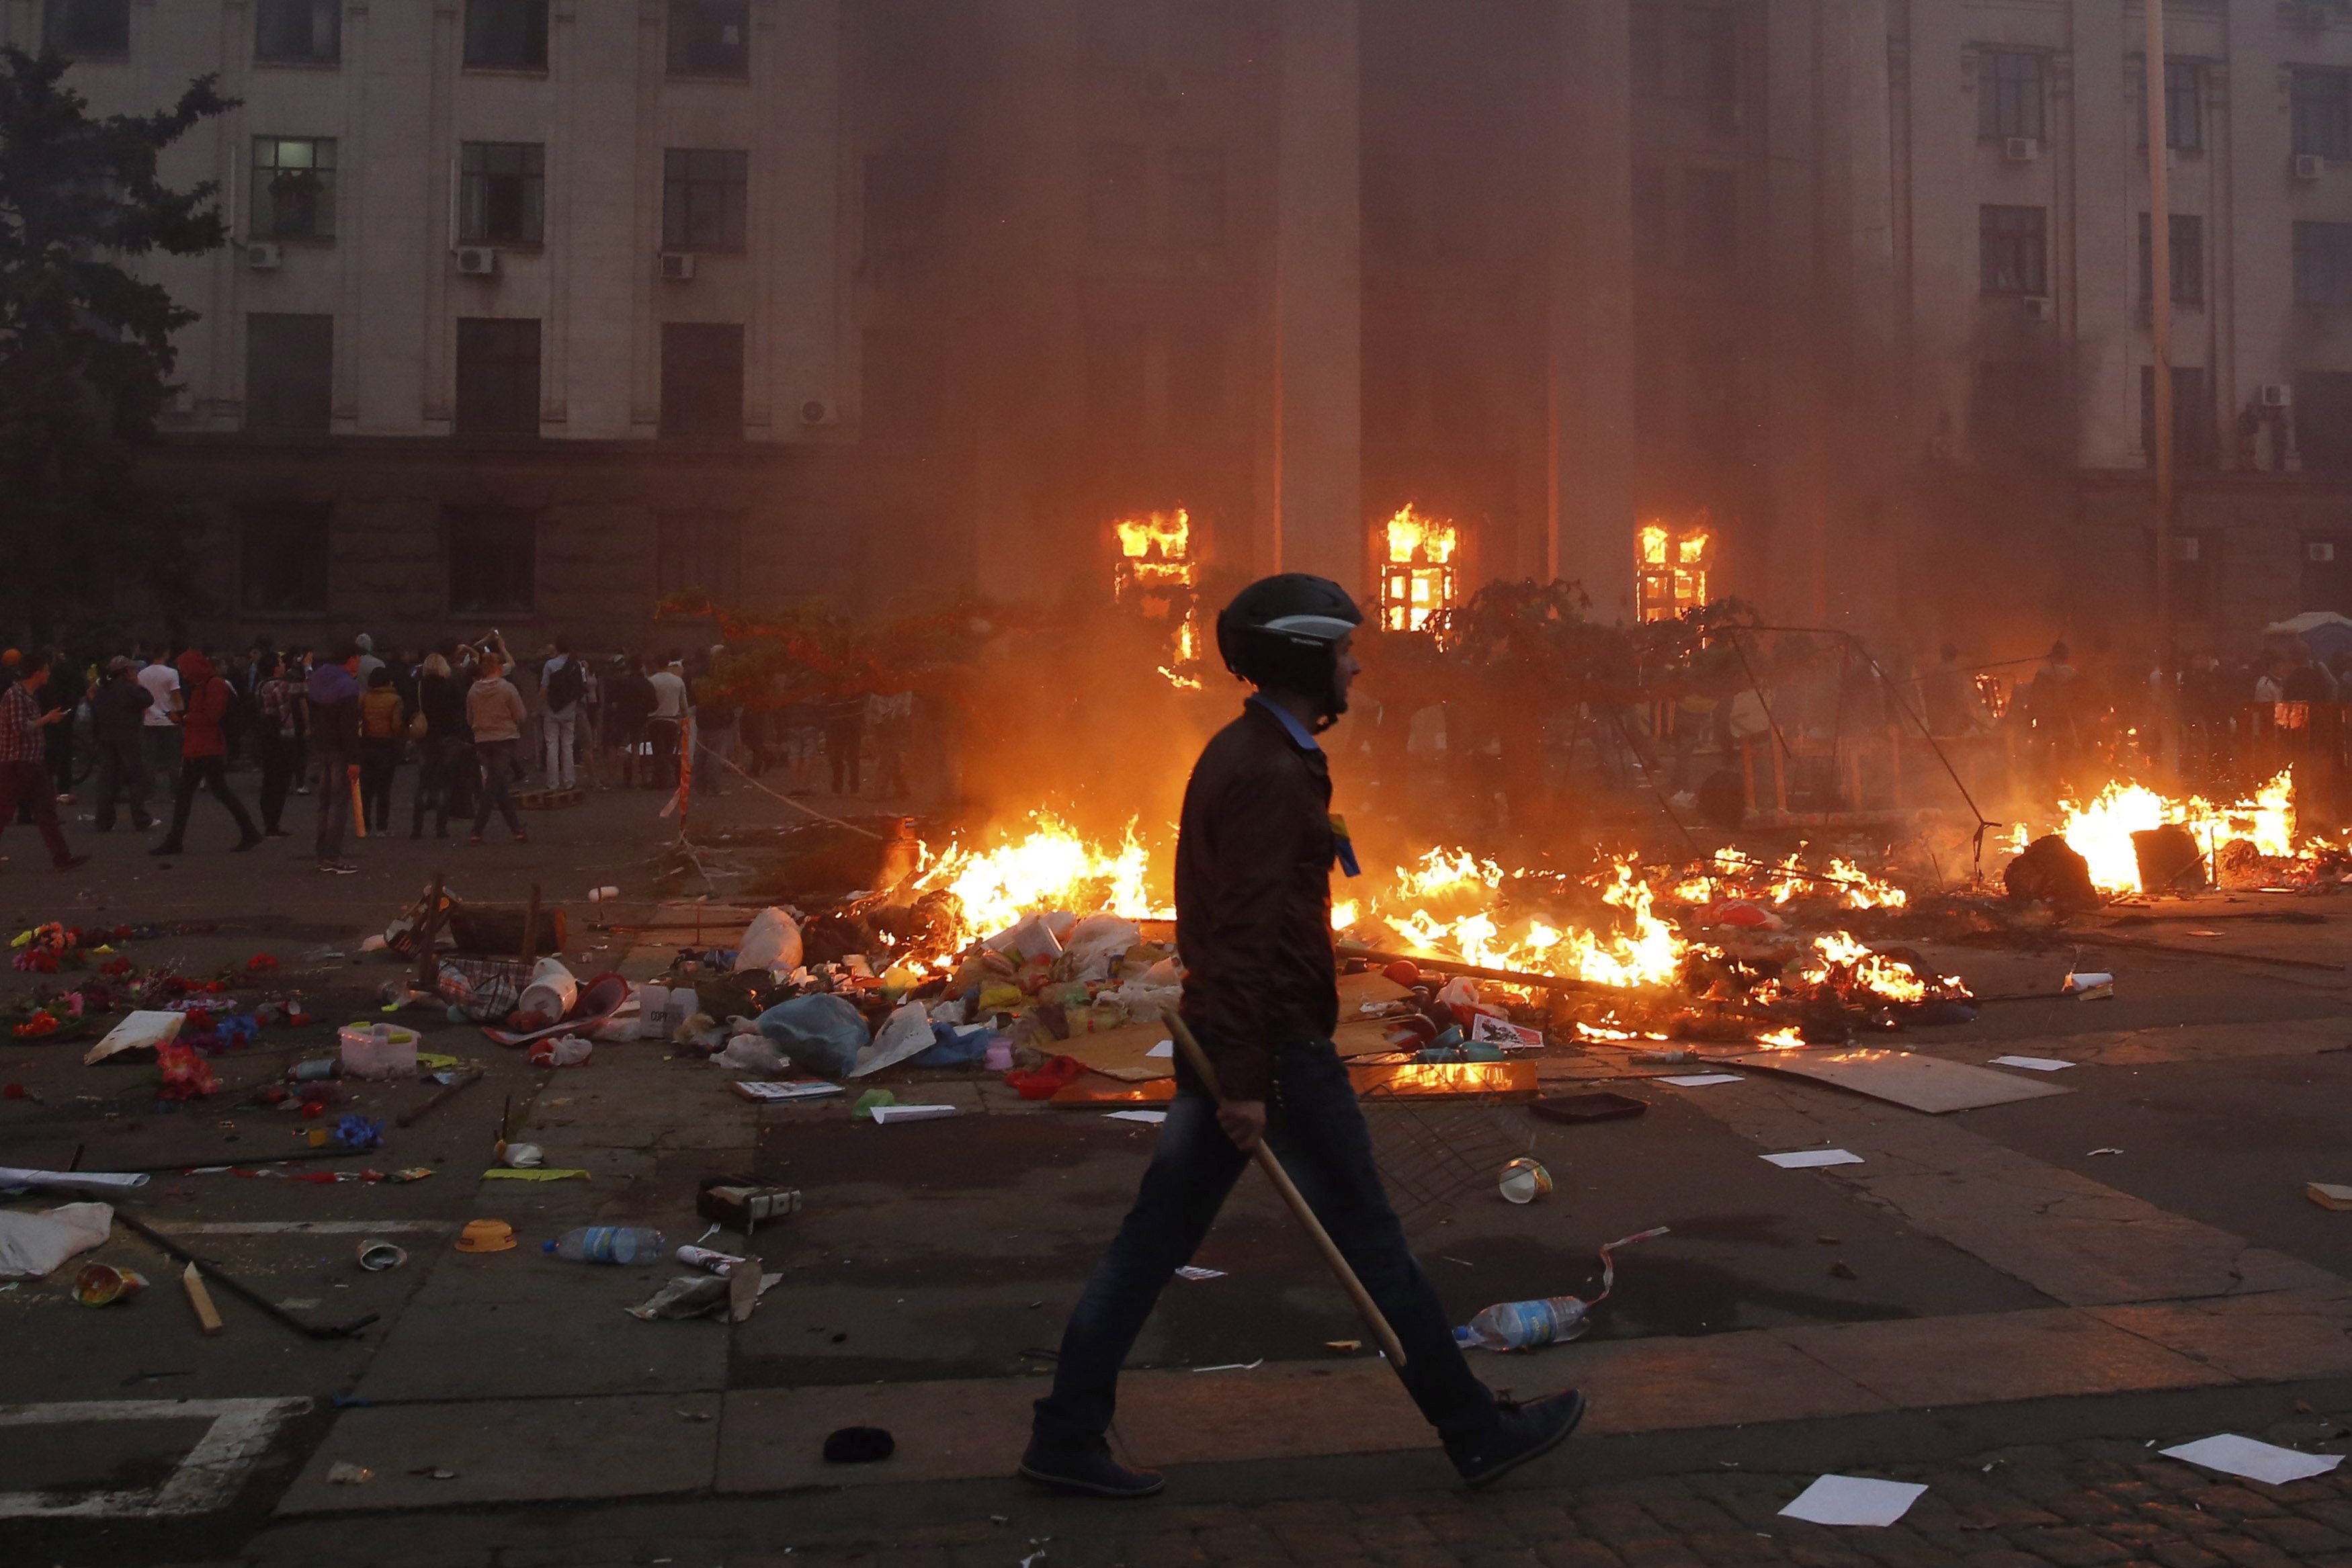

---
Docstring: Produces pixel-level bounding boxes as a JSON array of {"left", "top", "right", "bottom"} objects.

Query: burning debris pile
[{"left": 2003, "top": 769, "right": 2352, "bottom": 897}]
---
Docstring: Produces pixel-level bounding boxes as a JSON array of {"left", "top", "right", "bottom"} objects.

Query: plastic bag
[
  {"left": 1061, "top": 914, "right": 1142, "bottom": 982},
  {"left": 911, "top": 1023, "right": 995, "bottom": 1069},
  {"left": 712, "top": 1033, "right": 786, "bottom": 1074},
  {"left": 528, "top": 1034, "right": 594, "bottom": 1068},
  {"left": 850, "top": 1001, "right": 936, "bottom": 1078},
  {"left": 0, "top": 1202, "right": 113, "bottom": 1279},
  {"left": 752, "top": 992, "right": 869, "bottom": 1079},
  {"left": 736, "top": 908, "right": 804, "bottom": 975}
]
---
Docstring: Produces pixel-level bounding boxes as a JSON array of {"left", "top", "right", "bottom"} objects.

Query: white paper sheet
[
  {"left": 1146, "top": 1039, "right": 1173, "bottom": 1057},
  {"left": 1760, "top": 1149, "right": 1865, "bottom": 1170},
  {"left": 1659, "top": 1073, "right": 1745, "bottom": 1087},
  {"left": 1779, "top": 1475, "right": 1928, "bottom": 1527},
  {"left": 1175, "top": 1265, "right": 1225, "bottom": 1280},
  {"left": 866, "top": 1103, "right": 960, "bottom": 1125},
  {"left": 2158, "top": 1434, "right": 2346, "bottom": 1485},
  {"left": 1990, "top": 1055, "right": 2076, "bottom": 1072},
  {"left": 0, "top": 1167, "right": 152, "bottom": 1193},
  {"left": 1104, "top": 1110, "right": 1168, "bottom": 1124}
]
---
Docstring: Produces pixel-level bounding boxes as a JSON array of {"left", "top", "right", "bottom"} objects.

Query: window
[
  {"left": 659, "top": 322, "right": 744, "bottom": 439},
  {"left": 255, "top": 0, "right": 338, "bottom": 63},
  {"left": 862, "top": 150, "right": 942, "bottom": 268},
  {"left": 2306, "top": 535, "right": 2352, "bottom": 615},
  {"left": 2138, "top": 214, "right": 2204, "bottom": 306},
  {"left": 2139, "top": 58, "right": 2201, "bottom": 151},
  {"left": 1685, "top": 335, "right": 1737, "bottom": 451},
  {"left": 1687, "top": 9, "right": 1739, "bottom": 134},
  {"left": 1978, "top": 50, "right": 2044, "bottom": 142},
  {"left": 1084, "top": 320, "right": 1147, "bottom": 436},
  {"left": 662, "top": 149, "right": 749, "bottom": 251},
  {"left": 1979, "top": 205, "right": 2047, "bottom": 294},
  {"left": 2294, "top": 69, "right": 2352, "bottom": 161},
  {"left": 1971, "top": 360, "right": 2067, "bottom": 465},
  {"left": 44, "top": 0, "right": 128, "bottom": 57},
  {"left": 239, "top": 503, "right": 332, "bottom": 613},
  {"left": 252, "top": 136, "right": 337, "bottom": 240},
  {"left": 1684, "top": 167, "right": 1738, "bottom": 270},
  {"left": 657, "top": 513, "right": 743, "bottom": 601},
  {"left": 1168, "top": 146, "right": 1225, "bottom": 254},
  {"left": 861, "top": 328, "right": 942, "bottom": 439},
  {"left": 2140, "top": 365, "right": 2213, "bottom": 469},
  {"left": 2300, "top": 372, "right": 2352, "bottom": 475},
  {"left": 2296, "top": 222, "right": 2352, "bottom": 308},
  {"left": 668, "top": 0, "right": 749, "bottom": 77},
  {"left": 245, "top": 314, "right": 333, "bottom": 434},
  {"left": 460, "top": 142, "right": 545, "bottom": 246},
  {"left": 1167, "top": 326, "right": 1224, "bottom": 442},
  {"left": 2164, "top": 531, "right": 2214, "bottom": 621},
  {"left": 454, "top": 318, "right": 542, "bottom": 435},
  {"left": 465, "top": 0, "right": 548, "bottom": 70},
  {"left": 444, "top": 506, "right": 536, "bottom": 613},
  {"left": 1085, "top": 142, "right": 1148, "bottom": 249},
  {"left": 1430, "top": 345, "right": 1488, "bottom": 451}
]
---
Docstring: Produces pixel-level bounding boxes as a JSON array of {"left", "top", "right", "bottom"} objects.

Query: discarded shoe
[
  {"left": 1018, "top": 1436, "right": 1165, "bottom": 1499},
  {"left": 1448, "top": 1388, "right": 1586, "bottom": 1490}
]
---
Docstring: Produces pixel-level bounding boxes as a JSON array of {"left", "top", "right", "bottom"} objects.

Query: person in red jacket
[{"left": 151, "top": 650, "right": 261, "bottom": 856}]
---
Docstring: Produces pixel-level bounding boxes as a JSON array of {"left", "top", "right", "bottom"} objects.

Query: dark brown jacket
[{"left": 1175, "top": 699, "right": 1340, "bottom": 1102}]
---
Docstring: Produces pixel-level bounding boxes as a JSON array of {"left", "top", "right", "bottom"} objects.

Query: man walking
[
  {"left": 466, "top": 651, "right": 529, "bottom": 842},
  {"left": 136, "top": 642, "right": 181, "bottom": 793},
  {"left": 0, "top": 660, "right": 89, "bottom": 872},
  {"left": 89, "top": 657, "right": 153, "bottom": 832},
  {"left": 1020, "top": 576, "right": 1583, "bottom": 1499},
  {"left": 308, "top": 644, "right": 363, "bottom": 873},
  {"left": 150, "top": 650, "right": 262, "bottom": 855}
]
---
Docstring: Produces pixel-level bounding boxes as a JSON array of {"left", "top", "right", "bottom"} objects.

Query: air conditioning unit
[
  {"left": 800, "top": 399, "right": 833, "bottom": 426},
  {"left": 659, "top": 251, "right": 696, "bottom": 281},
  {"left": 245, "top": 242, "right": 283, "bottom": 271},
  {"left": 2022, "top": 295, "right": 2055, "bottom": 322},
  {"left": 2176, "top": 535, "right": 2201, "bottom": 562},
  {"left": 2262, "top": 382, "right": 2296, "bottom": 408},
  {"left": 2004, "top": 136, "right": 2041, "bottom": 163},
  {"left": 453, "top": 245, "right": 499, "bottom": 276},
  {"left": 2294, "top": 153, "right": 2327, "bottom": 181},
  {"left": 2310, "top": 541, "right": 2338, "bottom": 563}
]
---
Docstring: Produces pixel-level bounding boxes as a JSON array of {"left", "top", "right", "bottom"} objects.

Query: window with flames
[
  {"left": 1112, "top": 509, "right": 1202, "bottom": 687},
  {"left": 1637, "top": 521, "right": 1712, "bottom": 622},
  {"left": 1380, "top": 505, "right": 1459, "bottom": 632}
]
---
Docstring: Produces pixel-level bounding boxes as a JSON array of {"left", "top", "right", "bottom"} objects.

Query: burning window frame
[
  {"left": 1111, "top": 509, "right": 1201, "bottom": 686},
  {"left": 1636, "top": 518, "right": 1713, "bottom": 623},
  {"left": 1379, "top": 504, "right": 1460, "bottom": 634}
]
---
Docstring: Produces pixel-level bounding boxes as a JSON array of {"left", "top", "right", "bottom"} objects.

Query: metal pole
[{"left": 2146, "top": 0, "right": 2178, "bottom": 772}]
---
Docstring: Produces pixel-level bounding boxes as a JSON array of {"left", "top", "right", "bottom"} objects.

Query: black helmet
[{"left": 1215, "top": 574, "right": 1363, "bottom": 728}]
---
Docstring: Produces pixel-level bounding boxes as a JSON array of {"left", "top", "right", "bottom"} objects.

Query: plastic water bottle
[
  {"left": 1455, "top": 1296, "right": 1594, "bottom": 1352},
  {"left": 544, "top": 1226, "right": 665, "bottom": 1264}
]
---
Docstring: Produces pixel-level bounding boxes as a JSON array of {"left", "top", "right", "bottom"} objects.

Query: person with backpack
[{"left": 541, "top": 640, "right": 585, "bottom": 789}]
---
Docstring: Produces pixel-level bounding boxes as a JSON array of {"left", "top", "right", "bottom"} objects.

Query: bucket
[
  {"left": 512, "top": 957, "right": 579, "bottom": 1031},
  {"left": 337, "top": 1023, "right": 419, "bottom": 1080}
]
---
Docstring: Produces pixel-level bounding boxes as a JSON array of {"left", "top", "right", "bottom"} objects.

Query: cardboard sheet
[
  {"left": 1731, "top": 1046, "right": 2072, "bottom": 1114},
  {"left": 1337, "top": 970, "right": 1413, "bottom": 1016},
  {"left": 1048, "top": 1022, "right": 1176, "bottom": 1082}
]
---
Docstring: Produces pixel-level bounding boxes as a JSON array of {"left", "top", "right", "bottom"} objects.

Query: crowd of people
[{"left": 0, "top": 632, "right": 918, "bottom": 875}]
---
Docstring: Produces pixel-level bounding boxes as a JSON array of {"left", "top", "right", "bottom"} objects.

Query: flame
[
  {"left": 1800, "top": 930, "right": 1966, "bottom": 1006},
  {"left": 1640, "top": 524, "right": 1669, "bottom": 566},
  {"left": 1115, "top": 509, "right": 1190, "bottom": 565},
  {"left": 2019, "top": 769, "right": 2298, "bottom": 893},
  {"left": 1675, "top": 847, "right": 1908, "bottom": 910},
  {"left": 1331, "top": 900, "right": 1358, "bottom": 932},
  {"left": 1386, "top": 504, "right": 1458, "bottom": 564},
  {"left": 1755, "top": 1027, "right": 1806, "bottom": 1050},
  {"left": 915, "top": 814, "right": 1165, "bottom": 952},
  {"left": 1113, "top": 509, "right": 1200, "bottom": 691}
]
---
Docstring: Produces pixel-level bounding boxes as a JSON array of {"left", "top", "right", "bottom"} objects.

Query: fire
[
  {"left": 1377, "top": 856, "right": 1685, "bottom": 991},
  {"left": 1755, "top": 1027, "right": 1806, "bottom": 1050},
  {"left": 1675, "top": 847, "right": 1908, "bottom": 910},
  {"left": 1636, "top": 518, "right": 1712, "bottom": 622},
  {"left": 1380, "top": 505, "right": 1459, "bottom": 632},
  {"left": 915, "top": 814, "right": 1166, "bottom": 951},
  {"left": 1331, "top": 900, "right": 1358, "bottom": 932},
  {"left": 1800, "top": 931, "right": 1965, "bottom": 1006},
  {"left": 2019, "top": 770, "right": 2298, "bottom": 893},
  {"left": 1111, "top": 509, "right": 1200, "bottom": 688}
]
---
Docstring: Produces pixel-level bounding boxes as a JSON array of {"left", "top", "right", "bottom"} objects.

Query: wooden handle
[
  {"left": 182, "top": 1262, "right": 224, "bottom": 1336},
  {"left": 1161, "top": 1010, "right": 1408, "bottom": 1368},
  {"left": 349, "top": 773, "right": 367, "bottom": 838}
]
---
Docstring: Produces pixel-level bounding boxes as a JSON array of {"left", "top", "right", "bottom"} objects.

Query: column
[
  {"left": 1273, "top": 0, "right": 1363, "bottom": 594},
  {"left": 1548, "top": 0, "right": 1636, "bottom": 621}
]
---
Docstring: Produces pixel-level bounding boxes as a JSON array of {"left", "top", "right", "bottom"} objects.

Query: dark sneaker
[
  {"left": 1448, "top": 1388, "right": 1587, "bottom": 1490},
  {"left": 1018, "top": 1437, "right": 1165, "bottom": 1499}
]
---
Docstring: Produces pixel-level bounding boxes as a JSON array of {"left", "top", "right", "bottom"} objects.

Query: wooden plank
[
  {"left": 182, "top": 1263, "right": 224, "bottom": 1336},
  {"left": 1337, "top": 971, "right": 1413, "bottom": 1016},
  {"left": 1728, "top": 1047, "right": 2072, "bottom": 1115}
]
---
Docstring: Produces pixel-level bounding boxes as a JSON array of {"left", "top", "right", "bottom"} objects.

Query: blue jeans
[{"left": 1031, "top": 1039, "right": 1498, "bottom": 1451}]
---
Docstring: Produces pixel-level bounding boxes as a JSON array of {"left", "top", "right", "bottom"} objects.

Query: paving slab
[
  {"left": 2088, "top": 1287, "right": 2352, "bottom": 1382},
  {"left": 275, "top": 1391, "right": 720, "bottom": 1514},
  {"left": 1773, "top": 1305, "right": 2230, "bottom": 1407},
  {"left": 1568, "top": 1327, "right": 1892, "bottom": 1434}
]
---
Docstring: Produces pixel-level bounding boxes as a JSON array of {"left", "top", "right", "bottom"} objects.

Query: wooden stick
[
  {"left": 1161, "top": 1010, "right": 1409, "bottom": 1368},
  {"left": 521, "top": 883, "right": 542, "bottom": 965},
  {"left": 181, "top": 1262, "right": 224, "bottom": 1336},
  {"left": 1337, "top": 941, "right": 1619, "bottom": 996}
]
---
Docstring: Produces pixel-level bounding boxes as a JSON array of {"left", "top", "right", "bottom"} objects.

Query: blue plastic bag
[{"left": 753, "top": 992, "right": 870, "bottom": 1079}]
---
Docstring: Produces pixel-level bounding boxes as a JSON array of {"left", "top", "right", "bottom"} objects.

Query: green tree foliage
[{"left": 0, "top": 46, "right": 233, "bottom": 639}]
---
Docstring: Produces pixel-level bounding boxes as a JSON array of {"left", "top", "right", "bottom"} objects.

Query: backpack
[{"left": 546, "top": 658, "right": 585, "bottom": 710}]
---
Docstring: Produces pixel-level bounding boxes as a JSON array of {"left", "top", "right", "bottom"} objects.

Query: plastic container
[
  {"left": 513, "top": 957, "right": 579, "bottom": 1030},
  {"left": 1455, "top": 1296, "right": 1595, "bottom": 1352},
  {"left": 636, "top": 983, "right": 670, "bottom": 1040},
  {"left": 544, "top": 1226, "right": 665, "bottom": 1264},
  {"left": 667, "top": 985, "right": 700, "bottom": 1033},
  {"left": 337, "top": 1023, "right": 419, "bottom": 1080}
]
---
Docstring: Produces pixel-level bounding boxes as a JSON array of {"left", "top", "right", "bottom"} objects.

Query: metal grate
[{"left": 1361, "top": 1088, "right": 1533, "bottom": 1231}]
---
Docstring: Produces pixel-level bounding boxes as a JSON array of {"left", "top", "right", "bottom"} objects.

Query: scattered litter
[
  {"left": 482, "top": 1168, "right": 588, "bottom": 1182},
  {"left": 867, "top": 1102, "right": 960, "bottom": 1125},
  {"left": 1761, "top": 1149, "right": 1864, "bottom": 1169},
  {"left": 728, "top": 1078, "right": 843, "bottom": 1103},
  {"left": 1146, "top": 1039, "right": 1173, "bottom": 1057},
  {"left": 527, "top": 1034, "right": 593, "bottom": 1068},
  {"left": 823, "top": 1426, "right": 894, "bottom": 1464},
  {"left": 1990, "top": 1055, "right": 2076, "bottom": 1072},
  {"left": 850, "top": 1088, "right": 896, "bottom": 1120},
  {"left": 2158, "top": 1434, "right": 2345, "bottom": 1485},
  {"left": 2307, "top": 1182, "right": 2352, "bottom": 1211},
  {"left": 1456, "top": 1227, "right": 1667, "bottom": 1350},
  {"left": 357, "top": 1241, "right": 408, "bottom": 1272},
  {"left": 1498, "top": 1158, "right": 1552, "bottom": 1205},
  {"left": 1778, "top": 1475, "right": 1927, "bottom": 1527},
  {"left": 698, "top": 1178, "right": 802, "bottom": 1227},
  {"left": 1829, "top": 1260, "right": 1858, "bottom": 1280},
  {"left": 181, "top": 1262, "right": 224, "bottom": 1336},
  {"left": 73, "top": 1262, "right": 149, "bottom": 1307},
  {"left": 1736, "top": 1047, "right": 2067, "bottom": 1114},
  {"left": 500, "top": 1143, "right": 544, "bottom": 1168},
  {"left": 83, "top": 1009, "right": 181, "bottom": 1065},
  {"left": 1103, "top": 1110, "right": 1168, "bottom": 1125},
  {"left": 1174, "top": 1266, "right": 1226, "bottom": 1280},
  {"left": 338, "top": 1022, "right": 419, "bottom": 1080},
  {"left": 1657, "top": 1073, "right": 1744, "bottom": 1087},
  {"left": 454, "top": 1219, "right": 517, "bottom": 1254},
  {"left": 712, "top": 1033, "right": 787, "bottom": 1074},
  {"left": 2063, "top": 971, "right": 2115, "bottom": 1000},
  {"left": 0, "top": 1166, "right": 148, "bottom": 1194},
  {"left": 547, "top": 1226, "right": 664, "bottom": 1263},
  {"left": 2087, "top": 1147, "right": 2124, "bottom": 1157},
  {"left": 0, "top": 1202, "right": 113, "bottom": 1279},
  {"left": 325, "top": 1463, "right": 373, "bottom": 1485},
  {"left": 1327, "top": 1339, "right": 1362, "bottom": 1352}
]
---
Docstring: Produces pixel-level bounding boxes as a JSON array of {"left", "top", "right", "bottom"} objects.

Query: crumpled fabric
[{"left": 0, "top": 1202, "right": 113, "bottom": 1279}]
